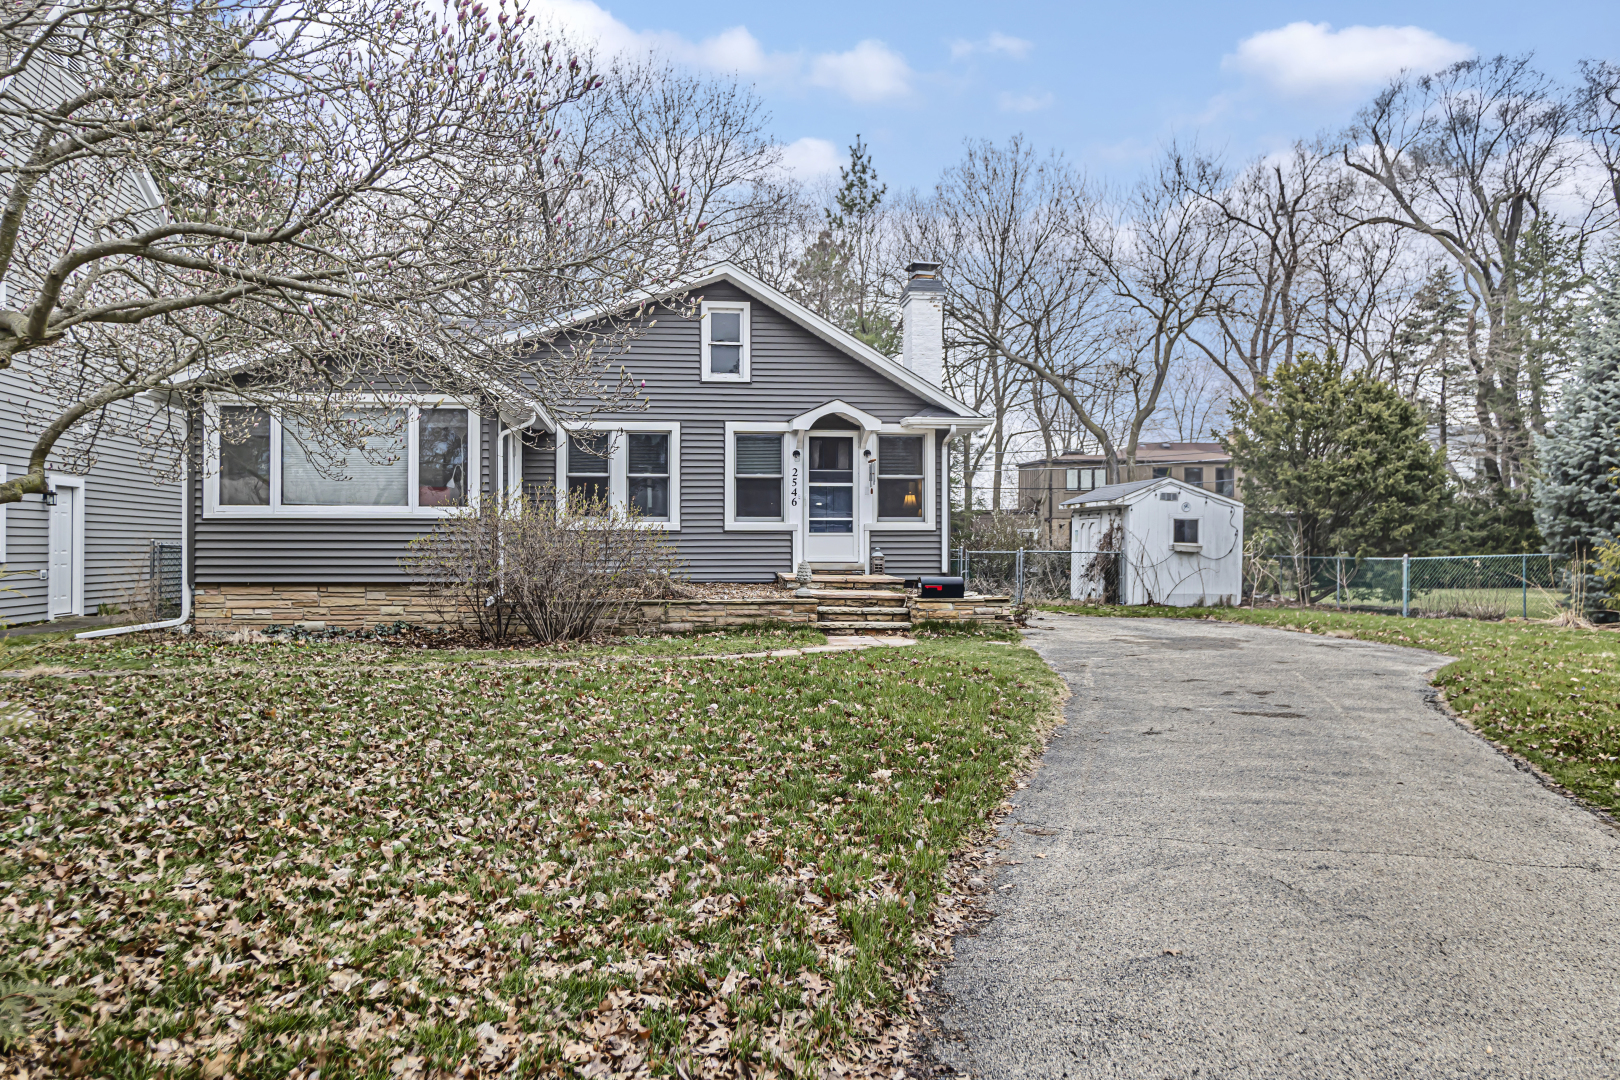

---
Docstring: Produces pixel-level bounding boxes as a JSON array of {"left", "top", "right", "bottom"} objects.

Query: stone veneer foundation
[{"left": 192, "top": 584, "right": 828, "bottom": 633}]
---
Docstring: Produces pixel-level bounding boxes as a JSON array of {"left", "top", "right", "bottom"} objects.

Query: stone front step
[
  {"left": 821, "top": 620, "right": 914, "bottom": 632},
  {"left": 816, "top": 606, "right": 910, "bottom": 619},
  {"left": 796, "top": 588, "right": 910, "bottom": 602},
  {"left": 776, "top": 572, "right": 908, "bottom": 591}
]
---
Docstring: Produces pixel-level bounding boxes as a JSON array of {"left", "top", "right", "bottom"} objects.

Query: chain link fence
[
  {"left": 951, "top": 549, "right": 1119, "bottom": 605},
  {"left": 1248, "top": 552, "right": 1570, "bottom": 619},
  {"left": 952, "top": 547, "right": 1576, "bottom": 619}
]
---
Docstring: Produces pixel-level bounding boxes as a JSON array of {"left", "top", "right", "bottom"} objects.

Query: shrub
[{"left": 403, "top": 491, "right": 680, "bottom": 643}]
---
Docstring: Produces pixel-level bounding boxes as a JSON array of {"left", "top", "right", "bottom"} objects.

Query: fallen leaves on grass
[{"left": 0, "top": 637, "right": 1060, "bottom": 1078}]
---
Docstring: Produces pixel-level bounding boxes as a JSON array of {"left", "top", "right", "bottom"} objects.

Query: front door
[
  {"left": 47, "top": 484, "right": 79, "bottom": 616},
  {"left": 805, "top": 435, "right": 857, "bottom": 565}
]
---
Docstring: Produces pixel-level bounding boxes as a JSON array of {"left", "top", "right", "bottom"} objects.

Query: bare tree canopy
[{"left": 0, "top": 0, "right": 756, "bottom": 503}]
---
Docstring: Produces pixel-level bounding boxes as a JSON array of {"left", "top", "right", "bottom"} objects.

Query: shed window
[
  {"left": 734, "top": 434, "right": 783, "bottom": 520},
  {"left": 1173, "top": 518, "right": 1199, "bottom": 544},
  {"left": 877, "top": 435, "right": 924, "bottom": 519}
]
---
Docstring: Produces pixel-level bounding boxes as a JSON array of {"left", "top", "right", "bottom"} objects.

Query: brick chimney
[{"left": 899, "top": 261, "right": 944, "bottom": 386}]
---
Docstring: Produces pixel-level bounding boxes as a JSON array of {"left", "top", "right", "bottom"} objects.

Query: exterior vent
[{"left": 1159, "top": 491, "right": 1178, "bottom": 501}]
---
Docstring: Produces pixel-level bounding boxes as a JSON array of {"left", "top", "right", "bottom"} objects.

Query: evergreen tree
[
  {"left": 787, "top": 136, "right": 898, "bottom": 352},
  {"left": 1222, "top": 352, "right": 1452, "bottom": 559},
  {"left": 1533, "top": 255, "right": 1620, "bottom": 611}
]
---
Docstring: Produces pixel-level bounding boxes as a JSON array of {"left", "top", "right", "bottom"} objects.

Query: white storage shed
[{"left": 1065, "top": 476, "right": 1244, "bottom": 606}]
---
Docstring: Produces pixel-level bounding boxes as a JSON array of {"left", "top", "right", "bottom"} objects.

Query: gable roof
[
  {"left": 1062, "top": 475, "right": 1242, "bottom": 510},
  {"left": 681, "top": 264, "right": 982, "bottom": 421},
  {"left": 520, "top": 262, "right": 986, "bottom": 424}
]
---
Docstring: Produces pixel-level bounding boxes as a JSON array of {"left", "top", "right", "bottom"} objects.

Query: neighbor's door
[
  {"left": 805, "top": 435, "right": 857, "bottom": 564},
  {"left": 47, "top": 484, "right": 79, "bottom": 616}
]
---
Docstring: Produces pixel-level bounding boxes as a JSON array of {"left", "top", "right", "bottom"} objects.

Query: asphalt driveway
[{"left": 926, "top": 614, "right": 1620, "bottom": 1079}]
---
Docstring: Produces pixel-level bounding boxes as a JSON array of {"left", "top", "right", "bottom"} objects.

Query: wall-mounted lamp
[
  {"left": 863, "top": 448, "right": 874, "bottom": 460},
  {"left": 41, "top": 488, "right": 57, "bottom": 506},
  {"left": 791, "top": 448, "right": 801, "bottom": 460}
]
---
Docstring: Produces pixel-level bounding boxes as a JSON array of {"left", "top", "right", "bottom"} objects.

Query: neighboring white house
[{"left": 1066, "top": 477, "right": 1244, "bottom": 606}]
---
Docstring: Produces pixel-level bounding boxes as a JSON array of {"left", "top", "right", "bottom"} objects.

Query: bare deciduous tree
[
  {"left": 1340, "top": 55, "right": 1582, "bottom": 489},
  {"left": 0, "top": 0, "right": 736, "bottom": 504}
]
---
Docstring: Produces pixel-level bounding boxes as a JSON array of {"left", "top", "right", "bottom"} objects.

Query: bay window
[{"left": 206, "top": 401, "right": 478, "bottom": 516}]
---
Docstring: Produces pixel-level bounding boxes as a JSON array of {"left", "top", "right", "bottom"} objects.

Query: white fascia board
[
  {"left": 901, "top": 414, "right": 993, "bottom": 431},
  {"left": 1062, "top": 475, "right": 1244, "bottom": 511}
]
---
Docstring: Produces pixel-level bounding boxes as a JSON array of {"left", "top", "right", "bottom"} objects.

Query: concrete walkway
[{"left": 927, "top": 614, "right": 1620, "bottom": 1079}]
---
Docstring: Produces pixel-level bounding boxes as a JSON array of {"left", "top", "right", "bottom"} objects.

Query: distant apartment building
[{"left": 1016, "top": 442, "right": 1239, "bottom": 548}]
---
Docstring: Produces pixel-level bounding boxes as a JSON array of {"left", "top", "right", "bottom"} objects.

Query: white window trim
[
  {"left": 555, "top": 419, "right": 681, "bottom": 530},
  {"left": 866, "top": 427, "right": 936, "bottom": 532},
  {"left": 700, "top": 300, "right": 751, "bottom": 383},
  {"left": 201, "top": 398, "right": 481, "bottom": 518},
  {"left": 723, "top": 422, "right": 793, "bottom": 532},
  {"left": 498, "top": 428, "right": 525, "bottom": 507},
  {"left": 45, "top": 472, "right": 87, "bottom": 617}
]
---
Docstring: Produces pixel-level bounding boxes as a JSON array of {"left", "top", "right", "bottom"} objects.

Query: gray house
[
  {"left": 192, "top": 263, "right": 989, "bottom": 628},
  {"left": 0, "top": 41, "right": 184, "bottom": 631}
]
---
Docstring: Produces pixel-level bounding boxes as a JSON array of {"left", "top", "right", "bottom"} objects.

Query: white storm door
[
  {"left": 805, "top": 435, "right": 857, "bottom": 564},
  {"left": 48, "top": 485, "right": 78, "bottom": 616}
]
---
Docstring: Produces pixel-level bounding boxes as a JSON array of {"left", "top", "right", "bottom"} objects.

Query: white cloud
[
  {"left": 998, "top": 90, "right": 1053, "bottom": 113},
  {"left": 779, "top": 137, "right": 842, "bottom": 180},
  {"left": 1224, "top": 22, "right": 1473, "bottom": 97},
  {"left": 950, "top": 32, "right": 1033, "bottom": 61},
  {"left": 529, "top": 0, "right": 783, "bottom": 75},
  {"left": 808, "top": 40, "right": 914, "bottom": 103}
]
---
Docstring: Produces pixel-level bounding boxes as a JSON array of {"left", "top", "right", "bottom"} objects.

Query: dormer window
[{"left": 701, "top": 301, "right": 750, "bottom": 382}]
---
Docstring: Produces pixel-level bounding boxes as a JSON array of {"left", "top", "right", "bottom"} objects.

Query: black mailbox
[{"left": 919, "top": 575, "right": 965, "bottom": 599}]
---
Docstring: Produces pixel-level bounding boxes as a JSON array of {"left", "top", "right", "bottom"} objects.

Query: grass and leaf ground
[
  {"left": 1042, "top": 603, "right": 1620, "bottom": 814},
  {"left": 0, "top": 626, "right": 1059, "bottom": 1078},
  {"left": 0, "top": 625, "right": 834, "bottom": 675}
]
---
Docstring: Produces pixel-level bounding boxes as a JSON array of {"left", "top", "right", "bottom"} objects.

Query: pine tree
[
  {"left": 787, "top": 137, "right": 898, "bottom": 352},
  {"left": 1533, "top": 255, "right": 1620, "bottom": 612}
]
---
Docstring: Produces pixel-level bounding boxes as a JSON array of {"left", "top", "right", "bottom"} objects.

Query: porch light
[{"left": 41, "top": 488, "right": 57, "bottom": 506}]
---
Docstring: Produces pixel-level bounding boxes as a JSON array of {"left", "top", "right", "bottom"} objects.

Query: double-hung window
[
  {"left": 1182, "top": 466, "right": 1204, "bottom": 489},
  {"left": 559, "top": 424, "right": 680, "bottom": 526},
  {"left": 701, "top": 301, "right": 750, "bottom": 382},
  {"left": 734, "top": 434, "right": 783, "bottom": 520},
  {"left": 877, "top": 435, "right": 925, "bottom": 520},
  {"left": 208, "top": 402, "right": 476, "bottom": 515},
  {"left": 1215, "top": 467, "right": 1235, "bottom": 497}
]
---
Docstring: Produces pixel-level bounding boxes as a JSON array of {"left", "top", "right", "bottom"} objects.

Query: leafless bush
[{"left": 404, "top": 492, "right": 680, "bottom": 643}]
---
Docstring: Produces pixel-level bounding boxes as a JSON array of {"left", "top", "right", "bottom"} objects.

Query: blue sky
[{"left": 534, "top": 0, "right": 1618, "bottom": 191}]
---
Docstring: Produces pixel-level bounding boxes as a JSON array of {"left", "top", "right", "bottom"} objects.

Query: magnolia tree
[{"left": 0, "top": 0, "right": 725, "bottom": 503}]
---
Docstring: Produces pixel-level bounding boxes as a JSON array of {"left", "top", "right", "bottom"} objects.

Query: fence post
[
  {"left": 1522, "top": 553, "right": 1528, "bottom": 619},
  {"left": 1402, "top": 553, "right": 1410, "bottom": 618},
  {"left": 959, "top": 546, "right": 968, "bottom": 584},
  {"left": 1015, "top": 548, "right": 1025, "bottom": 605}
]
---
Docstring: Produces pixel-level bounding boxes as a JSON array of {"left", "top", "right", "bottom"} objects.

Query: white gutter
[{"left": 77, "top": 452, "right": 191, "bottom": 640}]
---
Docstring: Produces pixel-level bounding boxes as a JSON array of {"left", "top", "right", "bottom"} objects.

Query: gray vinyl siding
[
  {"left": 1, "top": 369, "right": 183, "bottom": 626},
  {"left": 192, "top": 280, "right": 966, "bottom": 584},
  {"left": 192, "top": 410, "right": 497, "bottom": 585}
]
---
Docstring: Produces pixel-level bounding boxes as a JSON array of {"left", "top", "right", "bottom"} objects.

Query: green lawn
[
  {"left": 1041, "top": 603, "right": 1620, "bottom": 813},
  {"left": 0, "top": 627, "right": 1060, "bottom": 1078}
]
